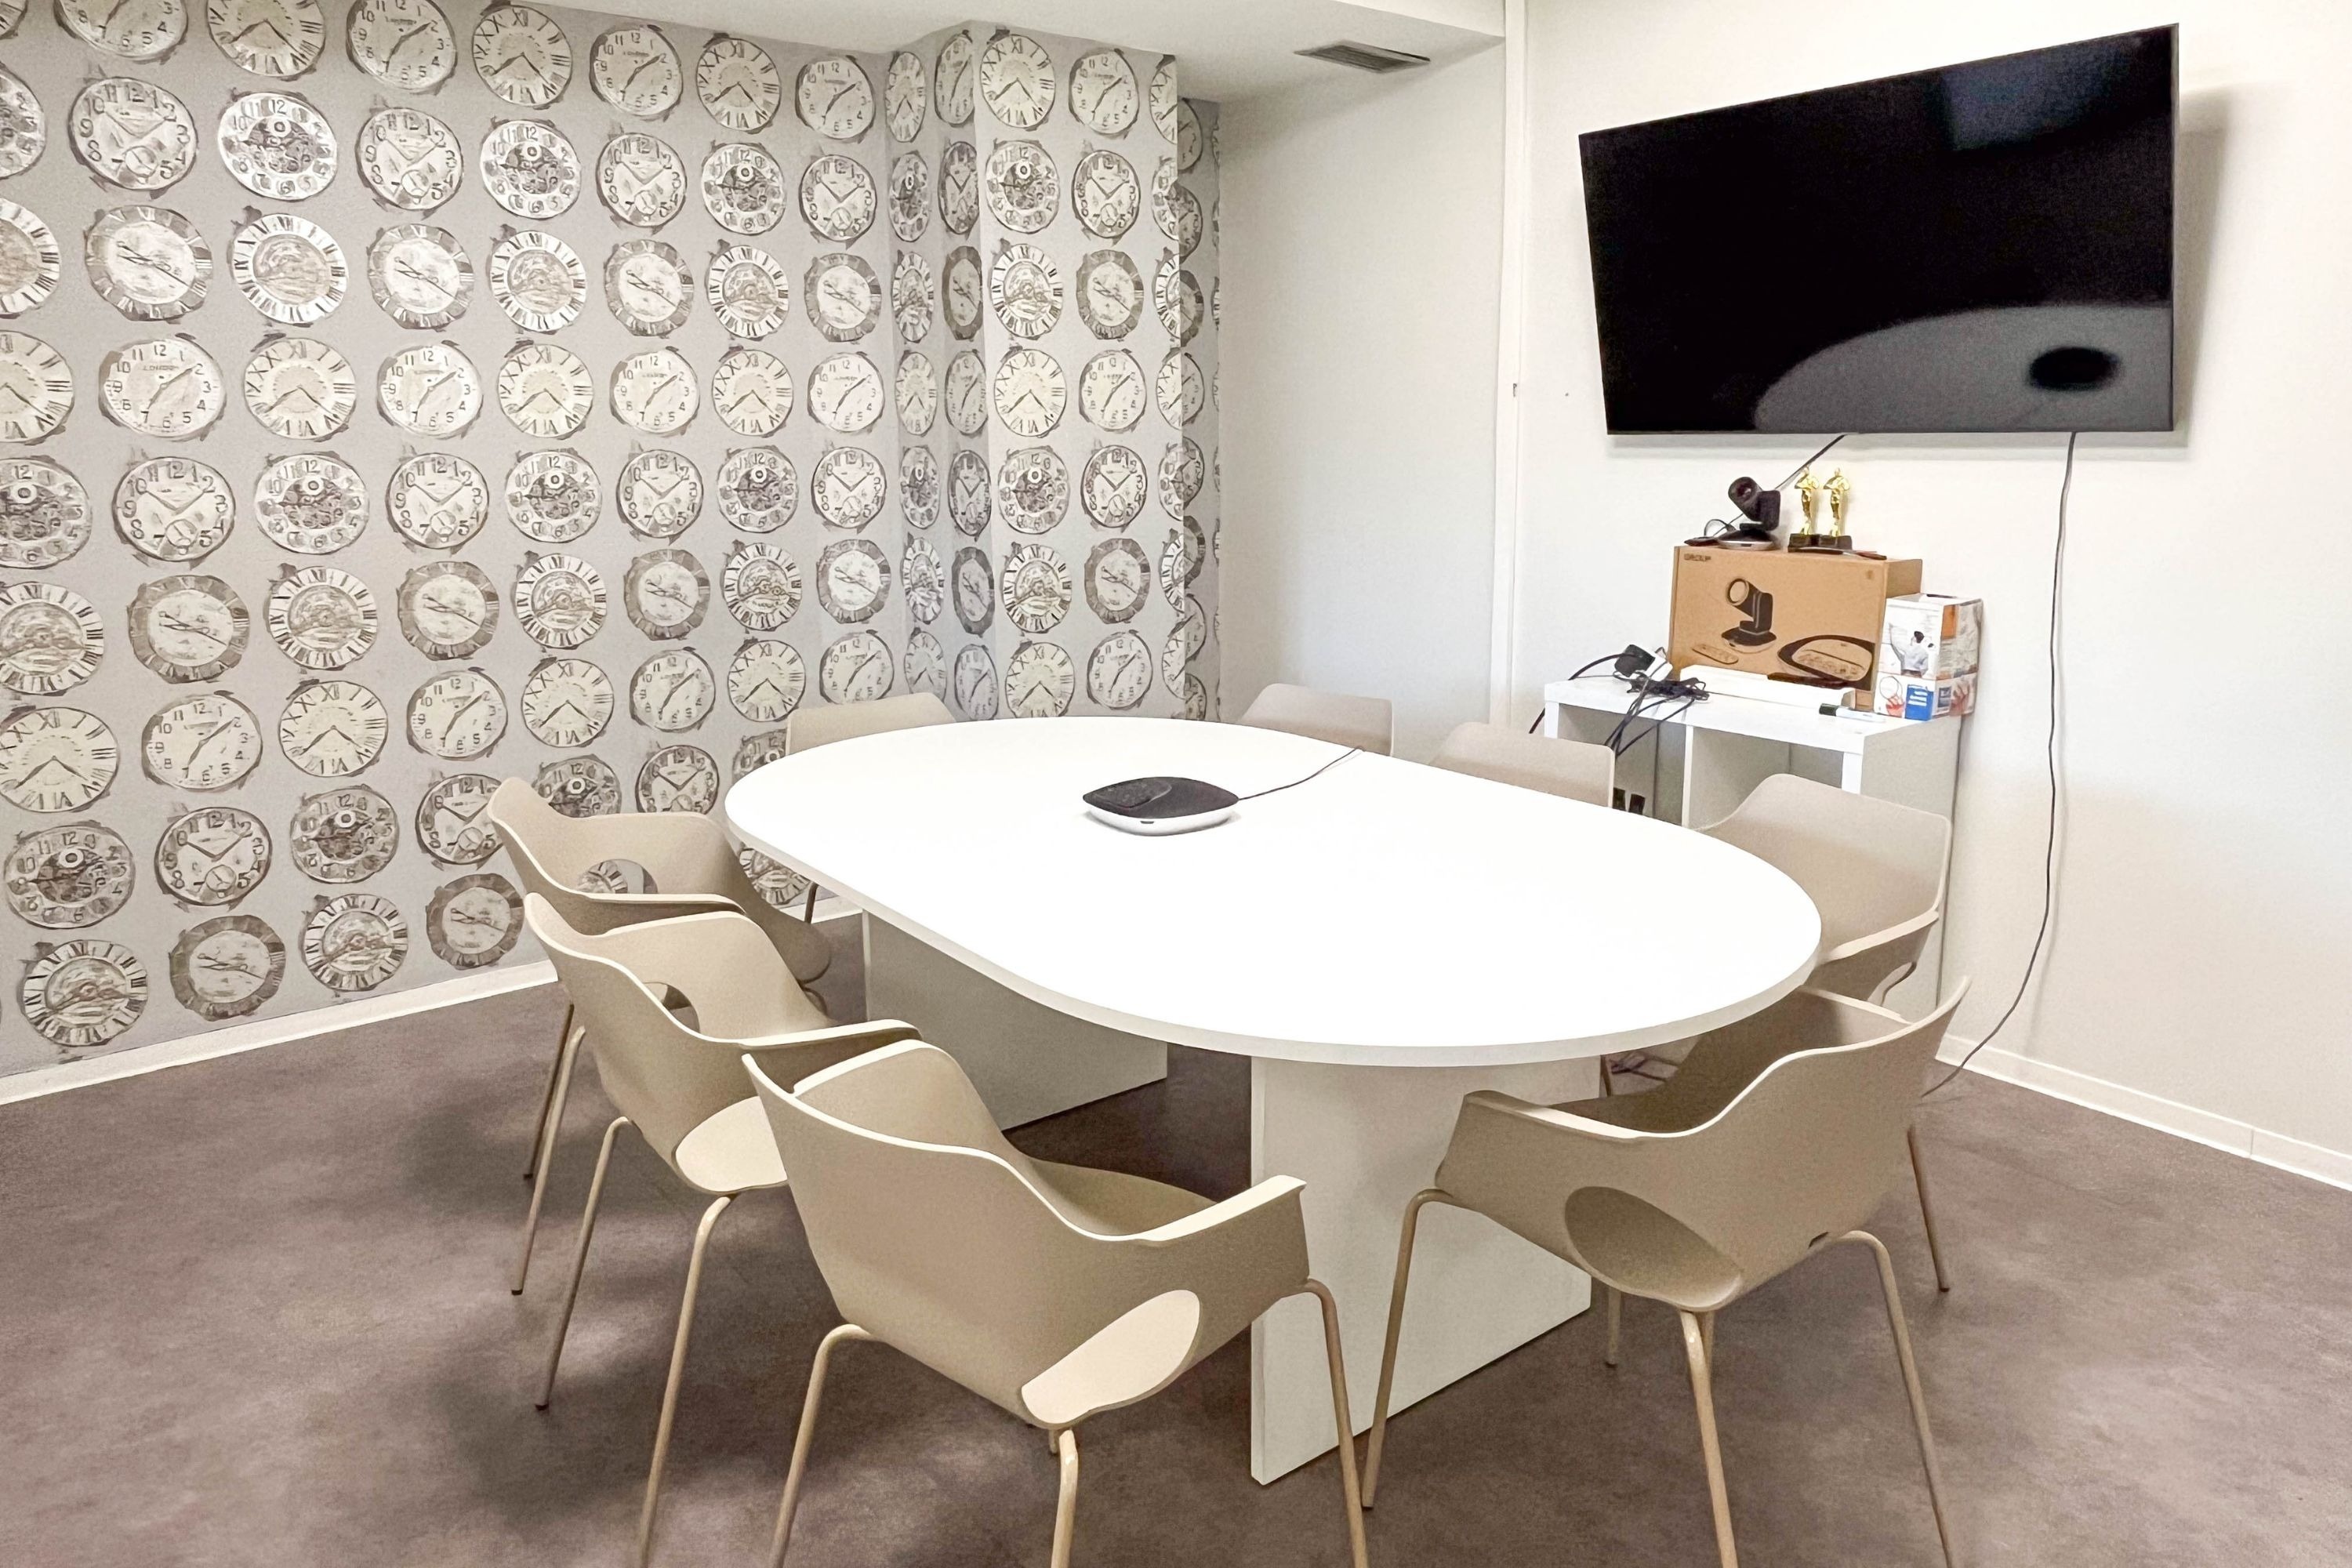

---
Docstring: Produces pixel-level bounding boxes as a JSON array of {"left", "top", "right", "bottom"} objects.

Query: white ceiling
[{"left": 619, "top": 0, "right": 1504, "bottom": 101}]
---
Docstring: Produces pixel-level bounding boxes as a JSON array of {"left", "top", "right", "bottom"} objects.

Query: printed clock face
[
  {"left": 496, "top": 343, "right": 592, "bottom": 437},
  {"left": 473, "top": 5, "right": 572, "bottom": 107},
  {"left": 358, "top": 110, "right": 463, "bottom": 210},
  {"left": 996, "top": 446, "right": 1068, "bottom": 535},
  {"left": 290, "top": 786, "right": 399, "bottom": 881},
  {"left": 387, "top": 452, "right": 488, "bottom": 548},
  {"left": 481, "top": 121, "right": 579, "bottom": 218},
  {"left": 61, "top": 0, "right": 186, "bottom": 58},
  {"left": 887, "top": 153, "right": 930, "bottom": 242},
  {"left": 265, "top": 566, "right": 377, "bottom": 669},
  {"left": 808, "top": 353, "right": 884, "bottom": 433},
  {"left": 86, "top": 206, "right": 210, "bottom": 320},
  {"left": 712, "top": 347, "right": 792, "bottom": 437},
  {"left": 990, "top": 245, "right": 1061, "bottom": 339},
  {"left": 377, "top": 342, "right": 481, "bottom": 437},
  {"left": 811, "top": 447, "right": 885, "bottom": 530},
  {"left": 127, "top": 574, "right": 247, "bottom": 679},
  {"left": 943, "top": 350, "right": 986, "bottom": 435},
  {"left": 596, "top": 133, "right": 684, "bottom": 227},
  {"left": 993, "top": 348, "right": 1067, "bottom": 438},
  {"left": 797, "top": 56, "right": 874, "bottom": 140},
  {"left": 816, "top": 538, "right": 890, "bottom": 623},
  {"left": 0, "top": 708, "right": 119, "bottom": 812},
  {"left": 5, "top": 822, "right": 136, "bottom": 930},
  {"left": 1151, "top": 59, "right": 1181, "bottom": 141},
  {"left": 0, "top": 201, "right": 60, "bottom": 317},
  {"left": 618, "top": 451, "right": 702, "bottom": 539},
  {"left": 885, "top": 50, "right": 928, "bottom": 142},
  {"left": 142, "top": 692, "right": 263, "bottom": 792},
  {"left": 278, "top": 680, "right": 387, "bottom": 776},
  {"left": 0, "top": 336, "right": 66, "bottom": 436},
  {"left": 804, "top": 253, "right": 880, "bottom": 343},
  {"left": 1072, "top": 151, "right": 1141, "bottom": 241},
  {"left": 902, "top": 538, "right": 943, "bottom": 624},
  {"left": 702, "top": 143, "right": 786, "bottom": 234},
  {"left": 611, "top": 347, "right": 698, "bottom": 434},
  {"left": 698, "top": 37, "right": 781, "bottom": 131},
  {"left": 898, "top": 445, "right": 939, "bottom": 529},
  {"left": 0, "top": 66, "right": 39, "bottom": 181},
  {"left": 430, "top": 873, "right": 524, "bottom": 965},
  {"left": 903, "top": 627, "right": 945, "bottom": 698},
  {"left": 717, "top": 447, "right": 794, "bottom": 532},
  {"left": 396, "top": 559, "right": 498, "bottom": 658},
  {"left": 0, "top": 457, "right": 91, "bottom": 568},
  {"left": 1080, "top": 351, "right": 1147, "bottom": 431},
  {"left": 1081, "top": 445, "right": 1149, "bottom": 529},
  {"left": 534, "top": 754, "right": 619, "bottom": 818},
  {"left": 635, "top": 746, "right": 717, "bottom": 815},
  {"left": 607, "top": 240, "right": 691, "bottom": 333},
  {"left": 209, "top": 0, "right": 329, "bottom": 78},
  {"left": 347, "top": 0, "right": 456, "bottom": 92},
  {"left": 230, "top": 213, "right": 347, "bottom": 324},
  {"left": 630, "top": 648, "right": 714, "bottom": 731},
  {"left": 407, "top": 669, "right": 506, "bottom": 759},
  {"left": 952, "top": 643, "right": 996, "bottom": 719},
  {"left": 985, "top": 141, "right": 1058, "bottom": 234},
  {"left": 1086, "top": 537, "right": 1151, "bottom": 622},
  {"left": 726, "top": 638, "right": 805, "bottom": 723},
  {"left": 416, "top": 772, "right": 501, "bottom": 864},
  {"left": 1001, "top": 542, "right": 1071, "bottom": 633},
  {"left": 1076, "top": 251, "right": 1145, "bottom": 339},
  {"left": 979, "top": 32, "right": 1056, "bottom": 130},
  {"left": 895, "top": 351, "right": 936, "bottom": 434},
  {"left": 217, "top": 94, "right": 337, "bottom": 201},
  {"left": 99, "top": 337, "right": 226, "bottom": 440},
  {"left": 255, "top": 453, "right": 367, "bottom": 554},
  {"left": 819, "top": 630, "right": 893, "bottom": 704},
  {"left": 706, "top": 245, "right": 789, "bottom": 338},
  {"left": 1160, "top": 352, "right": 1207, "bottom": 426},
  {"left": 514, "top": 552, "right": 605, "bottom": 647},
  {"left": 623, "top": 548, "right": 708, "bottom": 637},
  {"left": 368, "top": 225, "right": 473, "bottom": 329},
  {"left": 118, "top": 459, "right": 234, "bottom": 561},
  {"left": 935, "top": 32, "right": 976, "bottom": 125},
  {"left": 951, "top": 545, "right": 993, "bottom": 632},
  {"left": 21, "top": 940, "right": 147, "bottom": 1048},
  {"left": 800, "top": 154, "right": 876, "bottom": 244},
  {"left": 154, "top": 805, "right": 270, "bottom": 906},
  {"left": 938, "top": 143, "right": 978, "bottom": 235},
  {"left": 244, "top": 337, "right": 357, "bottom": 441},
  {"left": 172, "top": 916, "right": 286, "bottom": 1020},
  {"left": 591, "top": 25, "right": 683, "bottom": 119},
  {"left": 943, "top": 246, "right": 984, "bottom": 339},
  {"left": 489, "top": 230, "right": 585, "bottom": 330},
  {"left": 948, "top": 449, "right": 990, "bottom": 535},
  {"left": 0, "top": 582, "right": 103, "bottom": 695},
  {"left": 300, "top": 891, "right": 408, "bottom": 992},
  {"left": 1088, "top": 629, "right": 1152, "bottom": 709},
  {"left": 1071, "top": 49, "right": 1140, "bottom": 136},
  {"left": 720, "top": 541, "right": 799, "bottom": 630},
  {"left": 71, "top": 78, "right": 199, "bottom": 192},
  {"left": 1004, "top": 640, "right": 1076, "bottom": 718},
  {"left": 519, "top": 658, "right": 611, "bottom": 747}
]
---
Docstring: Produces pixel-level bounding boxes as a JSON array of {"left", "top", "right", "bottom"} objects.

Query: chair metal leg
[
  {"left": 1604, "top": 1286, "right": 1622, "bottom": 1367},
  {"left": 1842, "top": 1231, "right": 1958, "bottom": 1567},
  {"left": 1679, "top": 1309, "right": 1739, "bottom": 1568},
  {"left": 637, "top": 1195, "right": 733, "bottom": 1568},
  {"left": 768, "top": 1323, "right": 872, "bottom": 1568},
  {"left": 512, "top": 1019, "right": 583, "bottom": 1294},
  {"left": 1363, "top": 1187, "right": 1446, "bottom": 1508},
  {"left": 1302, "top": 1279, "right": 1372, "bottom": 1568},
  {"left": 1700, "top": 1310, "right": 1715, "bottom": 1368},
  {"left": 537, "top": 1116, "right": 630, "bottom": 1408},
  {"left": 1049, "top": 1428, "right": 1081, "bottom": 1568},
  {"left": 1908, "top": 1126, "right": 1954, "bottom": 1293},
  {"left": 524, "top": 1003, "right": 575, "bottom": 1180}
]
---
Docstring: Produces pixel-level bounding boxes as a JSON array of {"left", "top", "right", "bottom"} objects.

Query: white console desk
[{"left": 1543, "top": 674, "right": 1961, "bottom": 1014}]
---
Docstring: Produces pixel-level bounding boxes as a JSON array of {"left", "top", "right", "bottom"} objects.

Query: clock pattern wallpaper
[{"left": 0, "top": 2, "right": 1221, "bottom": 1073}]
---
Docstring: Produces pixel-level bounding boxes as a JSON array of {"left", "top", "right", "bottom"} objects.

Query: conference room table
[{"left": 727, "top": 716, "right": 1821, "bottom": 1483}]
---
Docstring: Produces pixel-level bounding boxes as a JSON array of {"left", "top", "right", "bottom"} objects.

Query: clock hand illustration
[
  {"left": 198, "top": 952, "right": 263, "bottom": 978},
  {"left": 157, "top": 615, "right": 225, "bottom": 645},
  {"left": 395, "top": 260, "right": 453, "bottom": 301},
  {"left": 296, "top": 723, "right": 355, "bottom": 757},
  {"left": 444, "top": 693, "right": 487, "bottom": 731},
  {"left": 421, "top": 593, "right": 480, "bottom": 626},
  {"left": 126, "top": 246, "right": 193, "bottom": 286},
  {"left": 385, "top": 20, "right": 433, "bottom": 57}
]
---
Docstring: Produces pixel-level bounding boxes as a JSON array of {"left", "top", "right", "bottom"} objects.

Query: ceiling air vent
[{"left": 1297, "top": 40, "right": 1430, "bottom": 73}]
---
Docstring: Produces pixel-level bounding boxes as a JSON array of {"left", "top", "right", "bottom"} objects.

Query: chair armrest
[
  {"left": 550, "top": 891, "right": 738, "bottom": 936},
  {"left": 589, "top": 811, "right": 737, "bottom": 896},
  {"left": 1460, "top": 1091, "right": 1646, "bottom": 1142},
  {"left": 745, "top": 1018, "right": 923, "bottom": 1062},
  {"left": 1820, "top": 907, "right": 1940, "bottom": 967},
  {"left": 1129, "top": 1176, "right": 1306, "bottom": 1243}
]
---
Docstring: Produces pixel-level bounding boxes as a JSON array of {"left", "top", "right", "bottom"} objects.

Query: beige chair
[
  {"left": 1430, "top": 720, "right": 1614, "bottom": 807},
  {"left": 1364, "top": 985, "right": 1968, "bottom": 1568},
  {"left": 1697, "top": 772, "right": 1957, "bottom": 1290},
  {"left": 1239, "top": 681, "right": 1394, "bottom": 755},
  {"left": 779, "top": 691, "right": 953, "bottom": 917},
  {"left": 525, "top": 897, "right": 919, "bottom": 1568},
  {"left": 491, "top": 779, "right": 834, "bottom": 1294},
  {"left": 746, "top": 1041, "right": 1370, "bottom": 1568}
]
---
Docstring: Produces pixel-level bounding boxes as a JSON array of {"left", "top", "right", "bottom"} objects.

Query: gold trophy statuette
[
  {"left": 1826, "top": 470, "right": 1853, "bottom": 543},
  {"left": 1793, "top": 469, "right": 1824, "bottom": 538}
]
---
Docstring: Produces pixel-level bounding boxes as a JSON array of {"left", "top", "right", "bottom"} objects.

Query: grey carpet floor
[{"left": 5, "top": 919, "right": 2350, "bottom": 1567}]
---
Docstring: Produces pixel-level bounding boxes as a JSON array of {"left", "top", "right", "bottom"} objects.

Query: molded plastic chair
[
  {"left": 1430, "top": 720, "right": 1614, "bottom": 807},
  {"left": 525, "top": 896, "right": 920, "bottom": 1568},
  {"left": 1239, "top": 682, "right": 1394, "bottom": 755},
  {"left": 784, "top": 691, "right": 953, "bottom": 754},
  {"left": 492, "top": 778, "right": 833, "bottom": 1294},
  {"left": 1364, "top": 985, "right": 1969, "bottom": 1568},
  {"left": 1698, "top": 773, "right": 1957, "bottom": 1290},
  {"left": 747, "top": 1041, "right": 1370, "bottom": 1568}
]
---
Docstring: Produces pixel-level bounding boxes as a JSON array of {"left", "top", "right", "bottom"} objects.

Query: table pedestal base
[
  {"left": 864, "top": 916, "right": 1170, "bottom": 1128},
  {"left": 1250, "top": 1055, "right": 1600, "bottom": 1483}
]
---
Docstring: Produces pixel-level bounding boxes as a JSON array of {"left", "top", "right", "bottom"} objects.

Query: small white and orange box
[{"left": 1876, "top": 594, "right": 1982, "bottom": 720}]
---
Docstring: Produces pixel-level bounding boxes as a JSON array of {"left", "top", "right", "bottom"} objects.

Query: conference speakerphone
[{"left": 1082, "top": 776, "right": 1241, "bottom": 835}]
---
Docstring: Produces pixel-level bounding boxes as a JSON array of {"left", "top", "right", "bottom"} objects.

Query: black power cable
[
  {"left": 1926, "top": 431, "right": 2078, "bottom": 1096},
  {"left": 1237, "top": 746, "right": 1360, "bottom": 801}
]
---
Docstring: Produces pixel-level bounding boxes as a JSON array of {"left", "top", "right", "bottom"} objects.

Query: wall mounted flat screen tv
[{"left": 1578, "top": 27, "right": 2177, "bottom": 434}]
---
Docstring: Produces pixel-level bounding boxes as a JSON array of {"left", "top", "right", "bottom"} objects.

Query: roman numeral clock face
[
  {"left": 206, "top": 0, "right": 326, "bottom": 77},
  {"left": 0, "top": 332, "right": 73, "bottom": 441},
  {"left": 473, "top": 5, "right": 572, "bottom": 107}
]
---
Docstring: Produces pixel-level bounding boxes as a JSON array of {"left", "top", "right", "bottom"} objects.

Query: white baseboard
[
  {"left": 1937, "top": 1035, "right": 2352, "bottom": 1193},
  {"left": 0, "top": 897, "right": 864, "bottom": 1108}
]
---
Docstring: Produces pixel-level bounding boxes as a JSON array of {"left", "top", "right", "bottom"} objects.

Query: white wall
[
  {"left": 1515, "top": 1, "right": 2352, "bottom": 1160},
  {"left": 1220, "top": 49, "right": 1507, "bottom": 758}
]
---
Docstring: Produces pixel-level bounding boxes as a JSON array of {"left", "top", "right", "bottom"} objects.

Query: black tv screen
[{"left": 1578, "top": 27, "right": 2177, "bottom": 434}]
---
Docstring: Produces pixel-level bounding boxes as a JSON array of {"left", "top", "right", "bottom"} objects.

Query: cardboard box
[
  {"left": 1875, "top": 593, "right": 1982, "bottom": 720},
  {"left": 1669, "top": 547, "right": 1923, "bottom": 688}
]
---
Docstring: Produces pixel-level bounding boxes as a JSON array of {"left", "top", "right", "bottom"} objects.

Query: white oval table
[{"left": 728, "top": 717, "right": 1820, "bottom": 1482}]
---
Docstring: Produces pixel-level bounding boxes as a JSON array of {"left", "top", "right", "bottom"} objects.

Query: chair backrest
[
  {"left": 786, "top": 692, "right": 953, "bottom": 754},
  {"left": 524, "top": 896, "right": 830, "bottom": 1167},
  {"left": 749, "top": 1042, "right": 1225, "bottom": 1423},
  {"left": 1700, "top": 774, "right": 1950, "bottom": 956},
  {"left": 1238, "top": 682, "right": 1394, "bottom": 755},
  {"left": 1431, "top": 721, "right": 1613, "bottom": 807},
  {"left": 488, "top": 776, "right": 736, "bottom": 936}
]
